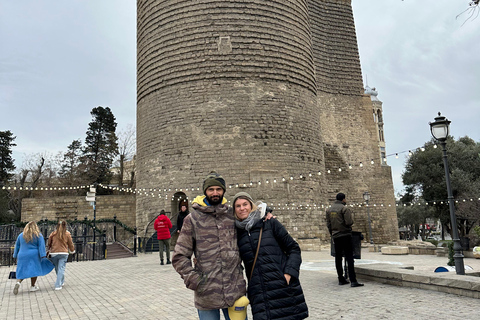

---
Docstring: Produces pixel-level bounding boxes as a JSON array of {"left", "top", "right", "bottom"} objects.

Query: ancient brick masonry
[{"left": 136, "top": 0, "right": 399, "bottom": 249}]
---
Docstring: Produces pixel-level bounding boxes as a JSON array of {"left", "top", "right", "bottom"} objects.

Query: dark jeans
[
  {"left": 333, "top": 235, "right": 357, "bottom": 282},
  {"left": 158, "top": 239, "right": 170, "bottom": 262}
]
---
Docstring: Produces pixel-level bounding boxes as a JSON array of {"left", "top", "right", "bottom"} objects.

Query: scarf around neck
[{"left": 235, "top": 208, "right": 264, "bottom": 232}]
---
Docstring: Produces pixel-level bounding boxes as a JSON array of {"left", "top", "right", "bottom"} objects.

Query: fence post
[
  {"left": 113, "top": 215, "right": 117, "bottom": 242},
  {"left": 83, "top": 216, "right": 88, "bottom": 260},
  {"left": 42, "top": 218, "right": 48, "bottom": 237},
  {"left": 73, "top": 218, "right": 78, "bottom": 238},
  {"left": 103, "top": 229, "right": 107, "bottom": 259},
  {"left": 134, "top": 227, "right": 137, "bottom": 256}
]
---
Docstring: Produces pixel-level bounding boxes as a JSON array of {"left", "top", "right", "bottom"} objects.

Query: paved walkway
[{"left": 1, "top": 249, "right": 480, "bottom": 320}]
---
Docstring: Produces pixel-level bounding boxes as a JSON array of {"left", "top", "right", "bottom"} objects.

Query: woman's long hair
[
  {"left": 23, "top": 221, "right": 40, "bottom": 243},
  {"left": 53, "top": 220, "right": 68, "bottom": 243}
]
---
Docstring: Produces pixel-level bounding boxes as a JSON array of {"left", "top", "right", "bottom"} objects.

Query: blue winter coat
[
  {"left": 13, "top": 232, "right": 54, "bottom": 279},
  {"left": 237, "top": 219, "right": 308, "bottom": 320}
]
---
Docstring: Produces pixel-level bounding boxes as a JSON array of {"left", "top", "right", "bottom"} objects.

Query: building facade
[{"left": 136, "top": 0, "right": 399, "bottom": 248}]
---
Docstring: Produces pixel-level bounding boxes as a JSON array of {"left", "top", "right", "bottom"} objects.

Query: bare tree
[
  {"left": 114, "top": 124, "right": 136, "bottom": 187},
  {"left": 457, "top": 1, "right": 480, "bottom": 25},
  {"left": 10, "top": 152, "right": 63, "bottom": 218}
]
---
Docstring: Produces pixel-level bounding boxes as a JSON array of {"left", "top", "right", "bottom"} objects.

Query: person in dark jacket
[
  {"left": 325, "top": 193, "right": 364, "bottom": 287},
  {"left": 233, "top": 192, "right": 308, "bottom": 320},
  {"left": 154, "top": 210, "right": 173, "bottom": 265},
  {"left": 176, "top": 201, "right": 189, "bottom": 234}
]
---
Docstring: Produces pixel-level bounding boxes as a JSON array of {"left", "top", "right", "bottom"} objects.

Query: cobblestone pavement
[{"left": 1, "top": 250, "right": 480, "bottom": 320}]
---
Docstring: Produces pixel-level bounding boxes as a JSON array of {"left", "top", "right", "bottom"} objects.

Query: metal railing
[{"left": 0, "top": 216, "right": 137, "bottom": 266}]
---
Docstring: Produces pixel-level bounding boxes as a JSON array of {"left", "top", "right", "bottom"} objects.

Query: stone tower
[{"left": 136, "top": 0, "right": 399, "bottom": 248}]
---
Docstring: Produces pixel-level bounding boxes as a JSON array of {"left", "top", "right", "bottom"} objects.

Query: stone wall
[
  {"left": 135, "top": 0, "right": 399, "bottom": 249},
  {"left": 21, "top": 196, "right": 136, "bottom": 228}
]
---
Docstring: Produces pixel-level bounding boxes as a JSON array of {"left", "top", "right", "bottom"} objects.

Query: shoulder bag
[{"left": 249, "top": 227, "right": 263, "bottom": 281}]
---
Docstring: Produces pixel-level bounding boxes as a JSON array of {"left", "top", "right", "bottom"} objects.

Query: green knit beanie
[{"left": 203, "top": 171, "right": 226, "bottom": 194}]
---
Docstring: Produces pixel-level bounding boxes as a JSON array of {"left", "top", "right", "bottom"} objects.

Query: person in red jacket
[{"left": 154, "top": 210, "right": 173, "bottom": 265}]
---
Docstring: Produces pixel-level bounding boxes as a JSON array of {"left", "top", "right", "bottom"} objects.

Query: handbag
[
  {"left": 249, "top": 227, "right": 263, "bottom": 281},
  {"left": 8, "top": 258, "right": 17, "bottom": 279}
]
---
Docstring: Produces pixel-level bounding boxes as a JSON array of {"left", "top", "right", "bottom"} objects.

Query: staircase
[{"left": 105, "top": 242, "right": 135, "bottom": 259}]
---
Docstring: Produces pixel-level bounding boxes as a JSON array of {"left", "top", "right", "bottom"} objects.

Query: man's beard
[{"left": 206, "top": 194, "right": 223, "bottom": 206}]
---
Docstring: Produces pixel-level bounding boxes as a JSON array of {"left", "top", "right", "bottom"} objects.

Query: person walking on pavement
[
  {"left": 12, "top": 221, "right": 54, "bottom": 295},
  {"left": 154, "top": 210, "right": 173, "bottom": 265},
  {"left": 176, "top": 201, "right": 189, "bottom": 234},
  {"left": 325, "top": 193, "right": 364, "bottom": 288},
  {"left": 47, "top": 220, "right": 75, "bottom": 290},
  {"left": 172, "top": 171, "right": 247, "bottom": 320}
]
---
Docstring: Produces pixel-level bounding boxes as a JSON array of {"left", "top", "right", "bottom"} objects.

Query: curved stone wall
[
  {"left": 136, "top": 0, "right": 326, "bottom": 232},
  {"left": 136, "top": 0, "right": 399, "bottom": 246}
]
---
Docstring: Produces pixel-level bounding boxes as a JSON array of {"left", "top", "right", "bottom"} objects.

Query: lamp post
[
  {"left": 429, "top": 112, "right": 465, "bottom": 275},
  {"left": 363, "top": 192, "right": 373, "bottom": 244}
]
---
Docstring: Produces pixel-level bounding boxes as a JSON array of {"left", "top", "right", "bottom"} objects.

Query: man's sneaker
[
  {"left": 54, "top": 287, "right": 62, "bottom": 291},
  {"left": 166, "top": 260, "right": 171, "bottom": 265},
  {"left": 29, "top": 285, "right": 39, "bottom": 292},
  {"left": 338, "top": 277, "right": 350, "bottom": 285},
  {"left": 13, "top": 282, "right": 20, "bottom": 295}
]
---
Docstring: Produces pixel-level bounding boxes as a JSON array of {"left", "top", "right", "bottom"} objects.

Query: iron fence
[{"left": 0, "top": 216, "right": 136, "bottom": 267}]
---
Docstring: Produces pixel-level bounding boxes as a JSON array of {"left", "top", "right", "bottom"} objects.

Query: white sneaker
[
  {"left": 29, "top": 285, "right": 39, "bottom": 292},
  {"left": 13, "top": 282, "right": 20, "bottom": 295},
  {"left": 54, "top": 287, "right": 62, "bottom": 291}
]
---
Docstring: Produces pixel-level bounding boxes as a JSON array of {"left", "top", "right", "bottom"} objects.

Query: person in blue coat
[
  {"left": 233, "top": 192, "right": 308, "bottom": 320},
  {"left": 13, "top": 221, "right": 54, "bottom": 295}
]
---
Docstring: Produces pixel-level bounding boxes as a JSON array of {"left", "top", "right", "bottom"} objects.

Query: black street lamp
[
  {"left": 429, "top": 112, "right": 465, "bottom": 275},
  {"left": 363, "top": 191, "right": 373, "bottom": 244}
]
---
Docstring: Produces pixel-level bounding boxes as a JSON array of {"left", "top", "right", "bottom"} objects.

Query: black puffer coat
[{"left": 237, "top": 219, "right": 308, "bottom": 320}]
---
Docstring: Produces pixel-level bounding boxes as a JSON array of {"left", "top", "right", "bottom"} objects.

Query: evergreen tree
[
  {"left": 59, "top": 139, "right": 83, "bottom": 186},
  {"left": 402, "top": 136, "right": 480, "bottom": 238},
  {"left": 82, "top": 107, "right": 118, "bottom": 185},
  {"left": 0, "top": 130, "right": 16, "bottom": 185}
]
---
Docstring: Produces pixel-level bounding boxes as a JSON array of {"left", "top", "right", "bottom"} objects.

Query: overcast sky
[{"left": 1, "top": 0, "right": 479, "bottom": 196}]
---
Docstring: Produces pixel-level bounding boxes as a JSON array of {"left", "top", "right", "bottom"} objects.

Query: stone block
[
  {"left": 381, "top": 246, "right": 409, "bottom": 255},
  {"left": 402, "top": 273, "right": 431, "bottom": 284}
]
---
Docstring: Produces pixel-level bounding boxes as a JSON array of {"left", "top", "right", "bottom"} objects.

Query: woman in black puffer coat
[{"left": 232, "top": 192, "right": 308, "bottom": 320}]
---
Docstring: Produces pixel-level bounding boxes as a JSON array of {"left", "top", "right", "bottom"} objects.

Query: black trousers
[{"left": 333, "top": 235, "right": 357, "bottom": 282}]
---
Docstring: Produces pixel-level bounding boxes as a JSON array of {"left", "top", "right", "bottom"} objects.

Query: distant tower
[
  {"left": 136, "top": 0, "right": 399, "bottom": 247},
  {"left": 365, "top": 86, "right": 387, "bottom": 165}
]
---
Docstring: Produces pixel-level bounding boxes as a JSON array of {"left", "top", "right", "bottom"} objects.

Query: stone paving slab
[{"left": 1, "top": 249, "right": 480, "bottom": 319}]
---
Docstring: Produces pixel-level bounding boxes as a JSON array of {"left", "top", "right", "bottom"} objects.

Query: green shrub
[
  {"left": 447, "top": 241, "right": 454, "bottom": 266},
  {"left": 425, "top": 239, "right": 439, "bottom": 247}
]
